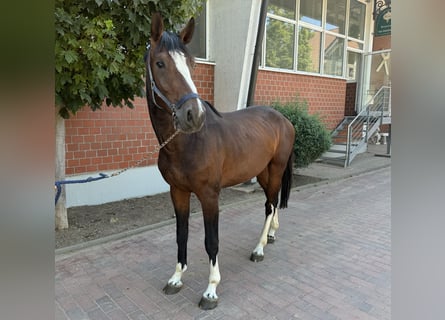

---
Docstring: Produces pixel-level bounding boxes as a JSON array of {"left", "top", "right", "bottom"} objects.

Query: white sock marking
[
  {"left": 253, "top": 207, "right": 275, "bottom": 256},
  {"left": 268, "top": 208, "right": 279, "bottom": 239},
  {"left": 202, "top": 257, "right": 220, "bottom": 300},
  {"left": 168, "top": 262, "right": 187, "bottom": 287}
]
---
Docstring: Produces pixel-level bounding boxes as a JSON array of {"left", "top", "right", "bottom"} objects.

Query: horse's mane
[
  {"left": 158, "top": 31, "right": 186, "bottom": 51},
  {"left": 204, "top": 100, "right": 222, "bottom": 118},
  {"left": 158, "top": 31, "right": 195, "bottom": 65}
]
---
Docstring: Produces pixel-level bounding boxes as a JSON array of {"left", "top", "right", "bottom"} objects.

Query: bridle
[{"left": 146, "top": 45, "right": 201, "bottom": 115}]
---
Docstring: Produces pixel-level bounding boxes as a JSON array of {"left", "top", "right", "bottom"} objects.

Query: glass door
[{"left": 358, "top": 49, "right": 391, "bottom": 114}]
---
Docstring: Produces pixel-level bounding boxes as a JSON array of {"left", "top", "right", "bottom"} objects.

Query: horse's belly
[{"left": 220, "top": 155, "right": 271, "bottom": 187}]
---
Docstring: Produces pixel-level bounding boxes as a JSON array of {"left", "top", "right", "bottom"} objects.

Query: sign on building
[{"left": 375, "top": 7, "right": 391, "bottom": 37}]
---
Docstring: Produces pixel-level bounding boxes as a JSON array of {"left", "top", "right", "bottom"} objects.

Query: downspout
[
  {"left": 243, "top": 0, "right": 269, "bottom": 185},
  {"left": 246, "top": 0, "right": 269, "bottom": 107}
]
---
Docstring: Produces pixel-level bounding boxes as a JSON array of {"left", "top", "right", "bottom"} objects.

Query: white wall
[
  {"left": 65, "top": 165, "right": 169, "bottom": 207},
  {"left": 209, "top": 0, "right": 261, "bottom": 112}
]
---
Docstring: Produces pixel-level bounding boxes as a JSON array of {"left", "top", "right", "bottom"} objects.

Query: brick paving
[{"left": 56, "top": 168, "right": 390, "bottom": 320}]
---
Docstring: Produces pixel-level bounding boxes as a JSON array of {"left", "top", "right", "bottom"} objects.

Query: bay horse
[{"left": 145, "top": 13, "right": 295, "bottom": 310}]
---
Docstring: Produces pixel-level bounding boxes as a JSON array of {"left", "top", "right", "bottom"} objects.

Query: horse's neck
[
  {"left": 148, "top": 103, "right": 177, "bottom": 145},
  {"left": 148, "top": 100, "right": 222, "bottom": 152}
]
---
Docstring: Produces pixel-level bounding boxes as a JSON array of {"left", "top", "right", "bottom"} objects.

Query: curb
[{"left": 55, "top": 164, "right": 390, "bottom": 258}]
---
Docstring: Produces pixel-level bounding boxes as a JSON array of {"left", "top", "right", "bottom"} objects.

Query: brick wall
[
  {"left": 192, "top": 62, "right": 215, "bottom": 102},
  {"left": 254, "top": 70, "right": 346, "bottom": 130},
  {"left": 373, "top": 35, "right": 391, "bottom": 51},
  {"left": 65, "top": 62, "right": 214, "bottom": 176},
  {"left": 65, "top": 98, "right": 155, "bottom": 176}
]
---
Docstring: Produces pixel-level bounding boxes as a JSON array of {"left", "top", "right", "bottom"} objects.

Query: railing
[
  {"left": 345, "top": 86, "right": 390, "bottom": 167},
  {"left": 382, "top": 86, "right": 391, "bottom": 116}
]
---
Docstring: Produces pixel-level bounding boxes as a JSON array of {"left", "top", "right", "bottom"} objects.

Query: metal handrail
[{"left": 345, "top": 86, "right": 390, "bottom": 166}]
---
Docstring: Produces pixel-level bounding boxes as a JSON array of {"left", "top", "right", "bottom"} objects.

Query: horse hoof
[
  {"left": 163, "top": 283, "right": 182, "bottom": 295},
  {"left": 250, "top": 252, "right": 264, "bottom": 262},
  {"left": 199, "top": 296, "right": 218, "bottom": 310},
  {"left": 267, "top": 235, "right": 275, "bottom": 244}
]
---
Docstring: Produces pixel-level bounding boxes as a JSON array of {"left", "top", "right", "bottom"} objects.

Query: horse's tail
[{"left": 279, "top": 152, "right": 294, "bottom": 209}]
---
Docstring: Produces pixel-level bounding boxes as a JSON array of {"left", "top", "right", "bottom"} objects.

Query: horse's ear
[
  {"left": 151, "top": 12, "right": 164, "bottom": 44},
  {"left": 180, "top": 17, "right": 195, "bottom": 45}
]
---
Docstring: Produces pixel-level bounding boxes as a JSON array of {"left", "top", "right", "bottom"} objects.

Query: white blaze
[{"left": 169, "top": 51, "right": 204, "bottom": 113}]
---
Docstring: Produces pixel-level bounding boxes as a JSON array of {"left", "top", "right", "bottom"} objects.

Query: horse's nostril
[{"left": 187, "top": 109, "right": 193, "bottom": 122}]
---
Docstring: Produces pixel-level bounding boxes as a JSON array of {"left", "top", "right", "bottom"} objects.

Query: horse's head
[{"left": 146, "top": 12, "right": 205, "bottom": 134}]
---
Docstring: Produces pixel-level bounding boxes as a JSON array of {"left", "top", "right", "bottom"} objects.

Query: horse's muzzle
[{"left": 174, "top": 99, "right": 206, "bottom": 133}]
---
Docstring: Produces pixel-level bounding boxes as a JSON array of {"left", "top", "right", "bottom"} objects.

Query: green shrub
[{"left": 272, "top": 97, "right": 331, "bottom": 168}]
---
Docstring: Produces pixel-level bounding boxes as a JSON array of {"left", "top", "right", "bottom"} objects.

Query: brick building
[{"left": 65, "top": 0, "right": 391, "bottom": 206}]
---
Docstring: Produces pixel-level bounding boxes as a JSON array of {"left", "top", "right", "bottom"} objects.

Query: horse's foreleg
[
  {"left": 163, "top": 188, "right": 190, "bottom": 295},
  {"left": 200, "top": 256, "right": 220, "bottom": 310},
  {"left": 198, "top": 197, "right": 220, "bottom": 310}
]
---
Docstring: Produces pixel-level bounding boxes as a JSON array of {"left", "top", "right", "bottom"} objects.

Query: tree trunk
[{"left": 55, "top": 107, "right": 68, "bottom": 229}]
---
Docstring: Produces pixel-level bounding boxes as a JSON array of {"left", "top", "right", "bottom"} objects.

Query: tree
[{"left": 55, "top": 0, "right": 204, "bottom": 229}]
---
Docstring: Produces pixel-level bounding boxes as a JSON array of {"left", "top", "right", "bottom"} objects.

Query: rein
[{"left": 146, "top": 45, "right": 200, "bottom": 114}]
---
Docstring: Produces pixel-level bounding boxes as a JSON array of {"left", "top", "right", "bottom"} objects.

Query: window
[
  {"left": 188, "top": 3, "right": 207, "bottom": 59},
  {"left": 269, "top": 0, "right": 296, "bottom": 19},
  {"left": 299, "top": 0, "right": 322, "bottom": 26},
  {"left": 347, "top": 51, "right": 361, "bottom": 80},
  {"left": 297, "top": 27, "right": 321, "bottom": 73},
  {"left": 347, "top": 1, "right": 366, "bottom": 80},
  {"left": 324, "top": 36, "right": 344, "bottom": 76},
  {"left": 262, "top": 0, "right": 368, "bottom": 78},
  {"left": 348, "top": 40, "right": 363, "bottom": 50},
  {"left": 349, "top": 0, "right": 366, "bottom": 40},
  {"left": 265, "top": 17, "right": 295, "bottom": 69},
  {"left": 326, "top": 0, "right": 347, "bottom": 34}
]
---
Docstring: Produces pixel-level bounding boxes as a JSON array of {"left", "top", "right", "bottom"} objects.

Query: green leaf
[
  {"left": 96, "top": 68, "right": 109, "bottom": 80},
  {"left": 97, "top": 84, "right": 109, "bottom": 99},
  {"left": 64, "top": 50, "right": 78, "bottom": 64},
  {"left": 104, "top": 19, "right": 114, "bottom": 30},
  {"left": 109, "top": 61, "right": 119, "bottom": 74},
  {"left": 121, "top": 73, "right": 135, "bottom": 85}
]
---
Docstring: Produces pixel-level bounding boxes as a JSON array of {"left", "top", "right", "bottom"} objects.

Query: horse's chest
[{"left": 158, "top": 154, "right": 204, "bottom": 189}]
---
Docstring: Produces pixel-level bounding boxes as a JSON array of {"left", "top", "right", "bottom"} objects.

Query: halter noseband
[{"left": 146, "top": 45, "right": 200, "bottom": 114}]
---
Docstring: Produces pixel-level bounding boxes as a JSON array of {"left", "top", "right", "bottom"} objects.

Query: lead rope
[
  {"left": 110, "top": 129, "right": 180, "bottom": 177},
  {"left": 55, "top": 129, "right": 180, "bottom": 205}
]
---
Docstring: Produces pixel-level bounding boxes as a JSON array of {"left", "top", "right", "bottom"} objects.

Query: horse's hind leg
[
  {"left": 250, "top": 168, "right": 281, "bottom": 262},
  {"left": 268, "top": 209, "right": 279, "bottom": 243},
  {"left": 163, "top": 187, "right": 190, "bottom": 295},
  {"left": 250, "top": 202, "right": 276, "bottom": 262}
]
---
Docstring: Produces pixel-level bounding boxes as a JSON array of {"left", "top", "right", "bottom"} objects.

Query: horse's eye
[{"left": 156, "top": 61, "right": 165, "bottom": 68}]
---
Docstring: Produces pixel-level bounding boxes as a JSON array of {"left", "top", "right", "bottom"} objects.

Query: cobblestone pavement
[{"left": 56, "top": 167, "right": 390, "bottom": 320}]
